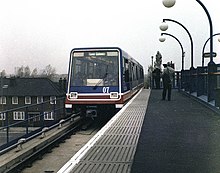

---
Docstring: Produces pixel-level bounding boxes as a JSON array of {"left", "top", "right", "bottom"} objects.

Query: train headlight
[
  {"left": 110, "top": 92, "right": 118, "bottom": 99},
  {"left": 65, "top": 104, "right": 72, "bottom": 108},
  {"left": 70, "top": 92, "right": 78, "bottom": 99}
]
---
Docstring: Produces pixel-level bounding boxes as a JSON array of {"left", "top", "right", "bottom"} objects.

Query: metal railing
[
  {"left": 0, "top": 96, "right": 68, "bottom": 152},
  {"left": 179, "top": 63, "right": 220, "bottom": 108}
]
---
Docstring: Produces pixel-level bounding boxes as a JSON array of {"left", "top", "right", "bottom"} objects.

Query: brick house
[{"left": 0, "top": 77, "right": 66, "bottom": 127}]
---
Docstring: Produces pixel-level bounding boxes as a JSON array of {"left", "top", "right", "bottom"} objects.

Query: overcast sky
[{"left": 0, "top": 0, "right": 220, "bottom": 74}]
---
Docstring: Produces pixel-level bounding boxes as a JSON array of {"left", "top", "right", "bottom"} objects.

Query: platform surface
[{"left": 131, "top": 89, "right": 220, "bottom": 173}]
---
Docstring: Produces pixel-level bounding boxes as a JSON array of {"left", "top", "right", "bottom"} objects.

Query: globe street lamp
[
  {"left": 160, "top": 22, "right": 168, "bottom": 31},
  {"left": 160, "top": 33, "right": 185, "bottom": 70},
  {"left": 159, "top": 36, "right": 166, "bottom": 42},
  {"left": 162, "top": 0, "right": 176, "bottom": 8},
  {"left": 160, "top": 19, "right": 194, "bottom": 69}
]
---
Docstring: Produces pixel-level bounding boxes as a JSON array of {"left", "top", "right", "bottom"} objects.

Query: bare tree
[
  {"left": 15, "top": 66, "right": 24, "bottom": 77},
  {"left": 31, "top": 68, "right": 38, "bottom": 77},
  {"left": 15, "top": 66, "right": 31, "bottom": 77},
  {"left": 24, "top": 66, "right": 31, "bottom": 77},
  {"left": 13, "top": 65, "right": 57, "bottom": 79},
  {"left": 42, "top": 64, "right": 56, "bottom": 79}
]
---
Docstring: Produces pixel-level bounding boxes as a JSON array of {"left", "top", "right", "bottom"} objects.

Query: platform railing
[
  {"left": 0, "top": 96, "right": 67, "bottom": 152},
  {"left": 179, "top": 63, "right": 220, "bottom": 109}
]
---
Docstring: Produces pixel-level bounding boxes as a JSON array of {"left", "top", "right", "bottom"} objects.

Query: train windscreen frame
[{"left": 70, "top": 50, "right": 119, "bottom": 87}]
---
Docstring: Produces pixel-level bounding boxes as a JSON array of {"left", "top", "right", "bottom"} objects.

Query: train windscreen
[{"left": 70, "top": 50, "right": 119, "bottom": 87}]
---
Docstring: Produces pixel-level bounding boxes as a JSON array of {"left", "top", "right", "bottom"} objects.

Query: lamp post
[
  {"left": 202, "top": 33, "right": 220, "bottom": 67},
  {"left": 160, "top": 32, "right": 185, "bottom": 70},
  {"left": 160, "top": 32, "right": 185, "bottom": 90},
  {"left": 162, "top": 0, "right": 217, "bottom": 101},
  {"left": 151, "top": 56, "right": 154, "bottom": 89},
  {"left": 160, "top": 19, "right": 194, "bottom": 69},
  {"left": 151, "top": 56, "right": 154, "bottom": 67}
]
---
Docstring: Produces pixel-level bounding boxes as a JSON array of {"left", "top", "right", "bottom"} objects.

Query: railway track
[
  {"left": 21, "top": 125, "right": 99, "bottom": 173},
  {"left": 3, "top": 115, "right": 84, "bottom": 173},
  {"left": 19, "top": 116, "right": 110, "bottom": 173}
]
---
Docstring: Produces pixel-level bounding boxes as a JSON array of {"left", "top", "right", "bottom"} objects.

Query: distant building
[{"left": 0, "top": 77, "right": 66, "bottom": 127}]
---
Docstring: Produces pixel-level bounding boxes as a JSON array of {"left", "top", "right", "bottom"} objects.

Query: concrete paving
[{"left": 131, "top": 89, "right": 220, "bottom": 173}]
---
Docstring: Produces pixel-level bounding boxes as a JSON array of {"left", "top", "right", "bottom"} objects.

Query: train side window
[
  {"left": 124, "top": 59, "right": 129, "bottom": 82},
  {"left": 136, "top": 66, "right": 138, "bottom": 80},
  {"left": 140, "top": 68, "right": 144, "bottom": 80},
  {"left": 132, "top": 63, "right": 137, "bottom": 81},
  {"left": 129, "top": 62, "right": 132, "bottom": 81}
]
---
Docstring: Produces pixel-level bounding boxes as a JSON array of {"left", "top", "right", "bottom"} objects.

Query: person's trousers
[{"left": 162, "top": 83, "right": 172, "bottom": 100}]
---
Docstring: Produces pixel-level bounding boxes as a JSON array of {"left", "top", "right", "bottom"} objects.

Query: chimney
[
  {"left": 63, "top": 78, "right": 67, "bottom": 91},
  {"left": 59, "top": 78, "right": 62, "bottom": 90}
]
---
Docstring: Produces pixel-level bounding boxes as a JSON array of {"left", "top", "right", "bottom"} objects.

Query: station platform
[{"left": 59, "top": 89, "right": 220, "bottom": 173}]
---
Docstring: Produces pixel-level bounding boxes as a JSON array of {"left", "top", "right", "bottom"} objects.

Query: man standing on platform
[
  {"left": 152, "top": 67, "right": 162, "bottom": 89},
  {"left": 162, "top": 62, "right": 175, "bottom": 101}
]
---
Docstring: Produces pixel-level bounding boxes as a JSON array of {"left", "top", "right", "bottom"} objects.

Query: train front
[{"left": 65, "top": 48, "right": 122, "bottom": 118}]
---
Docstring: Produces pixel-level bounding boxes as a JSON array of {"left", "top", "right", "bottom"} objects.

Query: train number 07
[{"left": 103, "top": 87, "right": 110, "bottom": 93}]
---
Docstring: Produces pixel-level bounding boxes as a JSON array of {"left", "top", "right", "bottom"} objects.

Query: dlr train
[{"left": 65, "top": 47, "right": 144, "bottom": 118}]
